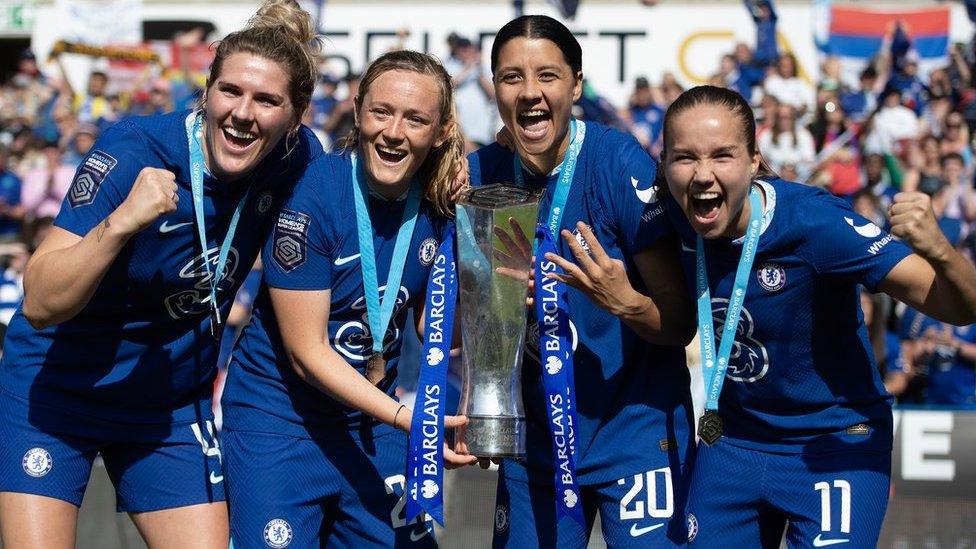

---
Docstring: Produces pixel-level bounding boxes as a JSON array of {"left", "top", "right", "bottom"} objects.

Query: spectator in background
[
  {"left": 0, "top": 146, "right": 22, "bottom": 244},
  {"left": 745, "top": 0, "right": 778, "bottom": 68},
  {"left": 864, "top": 88, "right": 920, "bottom": 155},
  {"left": 840, "top": 65, "right": 882, "bottom": 122},
  {"left": 144, "top": 77, "right": 175, "bottom": 116},
  {"left": 627, "top": 76, "right": 664, "bottom": 155},
  {"left": 809, "top": 99, "right": 861, "bottom": 197},
  {"left": 19, "top": 141, "right": 72, "bottom": 224},
  {"left": 62, "top": 123, "right": 97, "bottom": 168},
  {"left": 764, "top": 53, "right": 811, "bottom": 115},
  {"left": 941, "top": 111, "right": 972, "bottom": 166},
  {"left": 68, "top": 70, "right": 116, "bottom": 126},
  {"left": 862, "top": 153, "right": 899, "bottom": 209},
  {"left": 311, "top": 73, "right": 339, "bottom": 133},
  {"left": 938, "top": 152, "right": 976, "bottom": 233},
  {"left": 758, "top": 102, "right": 815, "bottom": 178},
  {"left": 901, "top": 304, "right": 976, "bottom": 408},
  {"left": 323, "top": 72, "right": 359, "bottom": 147},
  {"left": 445, "top": 34, "right": 497, "bottom": 151}
]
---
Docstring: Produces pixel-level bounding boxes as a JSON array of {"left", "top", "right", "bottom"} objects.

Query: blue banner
[
  {"left": 406, "top": 233, "right": 457, "bottom": 526},
  {"left": 535, "top": 225, "right": 585, "bottom": 527}
]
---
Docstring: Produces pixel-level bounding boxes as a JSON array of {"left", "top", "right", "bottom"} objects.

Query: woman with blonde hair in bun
[{"left": 0, "top": 1, "right": 322, "bottom": 546}]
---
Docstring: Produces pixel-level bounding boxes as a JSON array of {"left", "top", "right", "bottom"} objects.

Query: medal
[
  {"left": 696, "top": 186, "right": 764, "bottom": 445},
  {"left": 350, "top": 154, "right": 420, "bottom": 385},
  {"left": 365, "top": 352, "right": 386, "bottom": 384},
  {"left": 698, "top": 411, "right": 723, "bottom": 445},
  {"left": 209, "top": 302, "right": 224, "bottom": 341}
]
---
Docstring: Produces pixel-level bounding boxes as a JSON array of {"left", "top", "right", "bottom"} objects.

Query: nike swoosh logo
[
  {"left": 631, "top": 176, "right": 658, "bottom": 204},
  {"left": 813, "top": 534, "right": 850, "bottom": 547},
  {"left": 209, "top": 471, "right": 223, "bottom": 484},
  {"left": 630, "top": 523, "right": 664, "bottom": 537},
  {"left": 409, "top": 526, "right": 431, "bottom": 542},
  {"left": 844, "top": 217, "right": 881, "bottom": 238},
  {"left": 680, "top": 242, "right": 695, "bottom": 253},
  {"left": 159, "top": 221, "right": 192, "bottom": 233},
  {"left": 334, "top": 253, "right": 361, "bottom": 266}
]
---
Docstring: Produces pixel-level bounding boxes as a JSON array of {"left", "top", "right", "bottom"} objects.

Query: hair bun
[{"left": 247, "top": 0, "right": 315, "bottom": 46}]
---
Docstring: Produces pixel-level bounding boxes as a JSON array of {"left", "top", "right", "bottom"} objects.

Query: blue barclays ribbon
[
  {"left": 535, "top": 225, "right": 585, "bottom": 527},
  {"left": 184, "top": 111, "right": 253, "bottom": 339},
  {"left": 698, "top": 186, "right": 763, "bottom": 412},
  {"left": 405, "top": 233, "right": 457, "bottom": 526},
  {"left": 350, "top": 154, "right": 420, "bottom": 359}
]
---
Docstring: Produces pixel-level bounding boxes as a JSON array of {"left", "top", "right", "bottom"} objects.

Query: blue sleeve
[
  {"left": 53, "top": 122, "right": 148, "bottom": 237},
  {"left": 467, "top": 150, "right": 483, "bottom": 187},
  {"left": 797, "top": 194, "right": 912, "bottom": 291},
  {"left": 599, "top": 131, "right": 671, "bottom": 253},
  {"left": 262, "top": 162, "right": 335, "bottom": 291}
]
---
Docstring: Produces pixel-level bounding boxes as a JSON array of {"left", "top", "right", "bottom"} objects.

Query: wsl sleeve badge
[
  {"left": 273, "top": 209, "right": 310, "bottom": 273},
  {"left": 69, "top": 150, "right": 117, "bottom": 208}
]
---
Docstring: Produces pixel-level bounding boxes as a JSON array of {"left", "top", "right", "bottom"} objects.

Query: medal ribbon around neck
[
  {"left": 350, "top": 153, "right": 420, "bottom": 369},
  {"left": 184, "top": 111, "right": 254, "bottom": 340},
  {"left": 696, "top": 185, "right": 763, "bottom": 441},
  {"left": 405, "top": 232, "right": 457, "bottom": 526},
  {"left": 519, "top": 118, "right": 587, "bottom": 527}
]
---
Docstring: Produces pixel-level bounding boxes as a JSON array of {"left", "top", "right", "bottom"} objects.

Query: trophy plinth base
[{"left": 462, "top": 415, "right": 525, "bottom": 458}]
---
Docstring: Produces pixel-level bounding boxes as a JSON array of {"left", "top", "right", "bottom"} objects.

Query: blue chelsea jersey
[
  {"left": 0, "top": 110, "right": 323, "bottom": 424},
  {"left": 469, "top": 122, "right": 693, "bottom": 485},
  {"left": 666, "top": 179, "right": 913, "bottom": 453},
  {"left": 222, "top": 152, "right": 451, "bottom": 438}
]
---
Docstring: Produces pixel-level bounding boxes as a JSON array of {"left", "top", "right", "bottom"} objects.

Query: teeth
[
  {"left": 377, "top": 145, "right": 406, "bottom": 157},
  {"left": 693, "top": 192, "right": 721, "bottom": 200},
  {"left": 225, "top": 127, "right": 256, "bottom": 140},
  {"left": 520, "top": 110, "right": 547, "bottom": 117}
]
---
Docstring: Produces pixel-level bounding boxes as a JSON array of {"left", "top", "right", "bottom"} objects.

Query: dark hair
[
  {"left": 661, "top": 85, "right": 777, "bottom": 179},
  {"left": 490, "top": 15, "right": 582, "bottom": 76},
  {"left": 941, "top": 151, "right": 965, "bottom": 167}
]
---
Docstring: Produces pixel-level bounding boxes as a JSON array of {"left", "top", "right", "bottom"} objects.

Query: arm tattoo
[{"left": 95, "top": 217, "right": 110, "bottom": 242}]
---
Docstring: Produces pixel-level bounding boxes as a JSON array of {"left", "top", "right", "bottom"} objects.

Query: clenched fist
[
  {"left": 888, "top": 191, "right": 951, "bottom": 262},
  {"left": 115, "top": 168, "right": 179, "bottom": 234}
]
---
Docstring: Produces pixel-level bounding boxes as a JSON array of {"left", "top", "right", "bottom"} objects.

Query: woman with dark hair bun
[
  {"left": 0, "top": 1, "right": 323, "bottom": 547},
  {"left": 658, "top": 85, "right": 976, "bottom": 547},
  {"left": 471, "top": 14, "right": 695, "bottom": 548}
]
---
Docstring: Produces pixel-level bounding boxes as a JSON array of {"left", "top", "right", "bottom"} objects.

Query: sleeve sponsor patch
[
  {"left": 273, "top": 209, "right": 310, "bottom": 272},
  {"left": 69, "top": 150, "right": 118, "bottom": 208}
]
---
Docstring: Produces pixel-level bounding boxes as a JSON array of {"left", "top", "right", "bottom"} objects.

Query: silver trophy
[{"left": 455, "top": 184, "right": 541, "bottom": 458}]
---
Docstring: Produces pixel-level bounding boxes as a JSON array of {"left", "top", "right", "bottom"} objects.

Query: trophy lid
[{"left": 458, "top": 184, "right": 543, "bottom": 209}]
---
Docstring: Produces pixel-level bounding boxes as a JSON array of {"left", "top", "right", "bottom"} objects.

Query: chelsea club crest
[
  {"left": 22, "top": 447, "right": 52, "bottom": 478},
  {"left": 419, "top": 237, "right": 438, "bottom": 266},
  {"left": 757, "top": 262, "right": 786, "bottom": 292},
  {"left": 263, "top": 518, "right": 293, "bottom": 548}
]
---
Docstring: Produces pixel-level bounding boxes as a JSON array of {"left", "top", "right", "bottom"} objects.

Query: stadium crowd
[{"left": 0, "top": 2, "right": 972, "bottom": 412}]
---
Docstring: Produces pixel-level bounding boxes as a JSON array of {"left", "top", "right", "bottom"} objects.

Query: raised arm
[
  {"left": 22, "top": 167, "right": 177, "bottom": 328},
  {"left": 878, "top": 191, "right": 976, "bottom": 325}
]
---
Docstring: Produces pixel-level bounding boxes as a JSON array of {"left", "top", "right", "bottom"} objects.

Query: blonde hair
[
  {"left": 342, "top": 50, "right": 464, "bottom": 217},
  {"left": 205, "top": 0, "right": 320, "bottom": 125}
]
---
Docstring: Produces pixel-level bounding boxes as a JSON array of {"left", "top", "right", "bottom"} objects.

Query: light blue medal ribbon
[
  {"left": 184, "top": 111, "right": 253, "bottom": 340},
  {"left": 696, "top": 186, "right": 763, "bottom": 444},
  {"left": 520, "top": 119, "right": 587, "bottom": 527},
  {"left": 350, "top": 153, "right": 420, "bottom": 376},
  {"left": 405, "top": 233, "right": 457, "bottom": 526}
]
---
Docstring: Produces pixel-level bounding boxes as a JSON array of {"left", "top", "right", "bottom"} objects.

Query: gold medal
[
  {"left": 366, "top": 352, "right": 386, "bottom": 384},
  {"left": 698, "top": 411, "right": 723, "bottom": 445}
]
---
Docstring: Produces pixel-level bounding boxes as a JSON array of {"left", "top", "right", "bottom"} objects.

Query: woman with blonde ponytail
[
  {"left": 0, "top": 1, "right": 322, "bottom": 547},
  {"left": 221, "top": 49, "right": 474, "bottom": 547}
]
